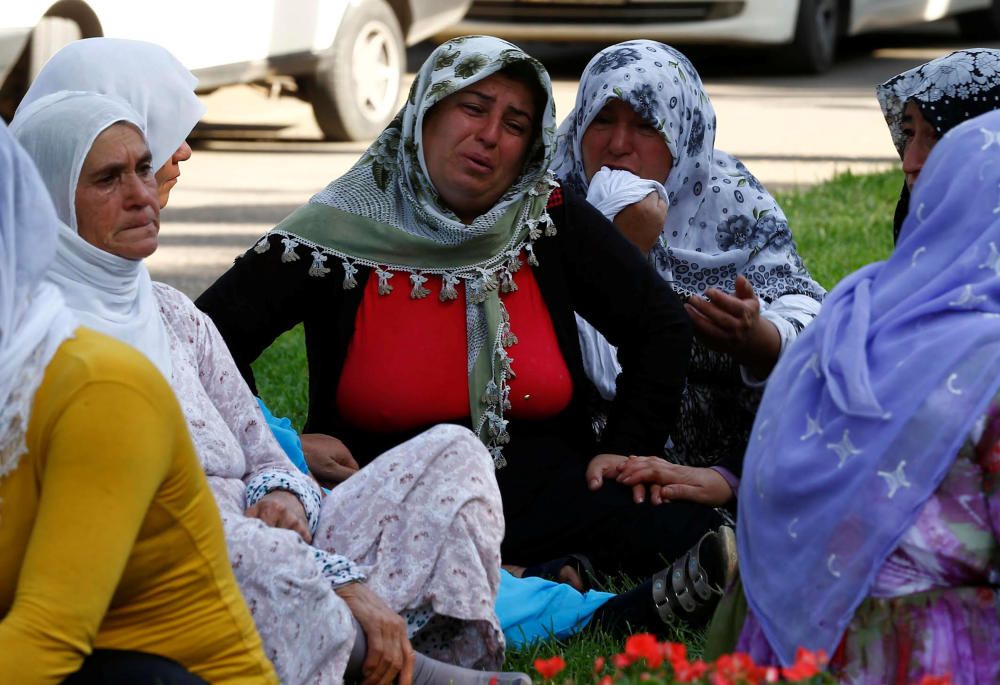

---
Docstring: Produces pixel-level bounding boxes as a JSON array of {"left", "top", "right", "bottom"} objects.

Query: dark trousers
[
  {"left": 62, "top": 650, "right": 207, "bottom": 685},
  {"left": 496, "top": 428, "right": 725, "bottom": 578}
]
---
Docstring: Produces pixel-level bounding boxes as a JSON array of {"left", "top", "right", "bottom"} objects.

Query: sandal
[
  {"left": 522, "top": 553, "right": 604, "bottom": 592},
  {"left": 651, "top": 525, "right": 738, "bottom": 627}
]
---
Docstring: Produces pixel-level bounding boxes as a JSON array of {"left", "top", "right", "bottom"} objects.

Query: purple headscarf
[{"left": 737, "top": 109, "right": 1000, "bottom": 665}]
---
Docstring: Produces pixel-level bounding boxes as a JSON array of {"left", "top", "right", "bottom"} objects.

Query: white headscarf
[
  {"left": 16, "top": 37, "right": 205, "bottom": 171},
  {"left": 11, "top": 91, "right": 172, "bottom": 377},
  {"left": 0, "top": 122, "right": 77, "bottom": 478}
]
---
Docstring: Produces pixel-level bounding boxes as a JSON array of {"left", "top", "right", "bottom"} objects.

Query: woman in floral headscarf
[
  {"left": 196, "top": 35, "right": 721, "bottom": 589},
  {"left": 721, "top": 107, "right": 1000, "bottom": 685},
  {"left": 876, "top": 48, "right": 1000, "bottom": 242},
  {"left": 552, "top": 40, "right": 825, "bottom": 508}
]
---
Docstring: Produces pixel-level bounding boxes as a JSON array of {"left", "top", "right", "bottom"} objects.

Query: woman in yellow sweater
[{"left": 0, "top": 122, "right": 277, "bottom": 683}]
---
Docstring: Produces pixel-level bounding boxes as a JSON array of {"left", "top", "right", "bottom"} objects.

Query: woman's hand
[
  {"left": 301, "top": 433, "right": 360, "bottom": 487},
  {"left": 586, "top": 453, "right": 649, "bottom": 504},
  {"left": 617, "top": 456, "right": 733, "bottom": 506},
  {"left": 245, "top": 490, "right": 312, "bottom": 543},
  {"left": 336, "top": 582, "right": 415, "bottom": 685},
  {"left": 684, "top": 275, "right": 781, "bottom": 379},
  {"left": 613, "top": 190, "right": 668, "bottom": 256}
]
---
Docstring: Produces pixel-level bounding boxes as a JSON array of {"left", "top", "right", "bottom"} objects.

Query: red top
[{"left": 336, "top": 264, "right": 573, "bottom": 433}]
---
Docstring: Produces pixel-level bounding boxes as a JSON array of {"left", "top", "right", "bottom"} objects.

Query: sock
[
  {"left": 412, "top": 653, "right": 529, "bottom": 685},
  {"left": 345, "top": 618, "right": 528, "bottom": 685}
]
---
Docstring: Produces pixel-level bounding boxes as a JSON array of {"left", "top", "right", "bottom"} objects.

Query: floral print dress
[
  {"left": 154, "top": 283, "right": 506, "bottom": 683},
  {"left": 737, "top": 391, "right": 1000, "bottom": 684}
]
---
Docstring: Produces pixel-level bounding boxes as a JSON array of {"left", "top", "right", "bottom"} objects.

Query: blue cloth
[
  {"left": 496, "top": 570, "right": 613, "bottom": 647},
  {"left": 256, "top": 398, "right": 614, "bottom": 645},
  {"left": 738, "top": 112, "right": 1000, "bottom": 665},
  {"left": 256, "top": 399, "right": 310, "bottom": 474}
]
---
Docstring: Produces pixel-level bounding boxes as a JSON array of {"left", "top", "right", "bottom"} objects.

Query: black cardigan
[{"left": 196, "top": 187, "right": 693, "bottom": 464}]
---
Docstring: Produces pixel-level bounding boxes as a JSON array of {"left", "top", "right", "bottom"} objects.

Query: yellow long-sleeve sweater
[{"left": 0, "top": 327, "right": 277, "bottom": 685}]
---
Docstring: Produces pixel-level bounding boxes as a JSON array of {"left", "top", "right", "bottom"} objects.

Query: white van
[
  {"left": 440, "top": 0, "right": 1000, "bottom": 73},
  {"left": 0, "top": 0, "right": 471, "bottom": 140}
]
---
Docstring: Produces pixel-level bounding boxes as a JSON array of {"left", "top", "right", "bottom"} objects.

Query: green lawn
[{"left": 249, "top": 169, "right": 901, "bottom": 675}]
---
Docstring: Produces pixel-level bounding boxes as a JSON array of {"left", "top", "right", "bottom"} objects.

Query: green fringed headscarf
[{"left": 258, "top": 35, "right": 559, "bottom": 467}]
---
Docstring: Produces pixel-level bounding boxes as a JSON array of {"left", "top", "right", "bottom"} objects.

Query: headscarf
[
  {"left": 876, "top": 48, "right": 1000, "bottom": 243},
  {"left": 737, "top": 110, "right": 1000, "bottom": 665},
  {"left": 0, "top": 122, "right": 77, "bottom": 479},
  {"left": 10, "top": 91, "right": 172, "bottom": 378},
  {"left": 16, "top": 37, "right": 205, "bottom": 171},
  {"left": 258, "top": 35, "right": 558, "bottom": 466},
  {"left": 552, "top": 40, "right": 823, "bottom": 304}
]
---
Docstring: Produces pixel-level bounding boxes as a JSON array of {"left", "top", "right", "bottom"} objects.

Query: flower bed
[{"left": 531, "top": 634, "right": 952, "bottom": 685}]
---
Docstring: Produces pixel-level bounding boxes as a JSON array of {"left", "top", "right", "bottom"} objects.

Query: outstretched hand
[
  {"left": 684, "top": 275, "right": 780, "bottom": 378},
  {"left": 585, "top": 453, "right": 650, "bottom": 504},
  {"left": 616, "top": 456, "right": 733, "bottom": 506}
]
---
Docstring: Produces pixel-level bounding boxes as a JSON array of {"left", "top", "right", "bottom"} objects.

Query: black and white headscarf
[
  {"left": 877, "top": 48, "right": 1000, "bottom": 242},
  {"left": 552, "top": 40, "right": 824, "bottom": 306}
]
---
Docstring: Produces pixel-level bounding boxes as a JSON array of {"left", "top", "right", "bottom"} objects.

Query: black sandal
[
  {"left": 651, "top": 525, "right": 738, "bottom": 627},
  {"left": 522, "top": 553, "right": 604, "bottom": 592}
]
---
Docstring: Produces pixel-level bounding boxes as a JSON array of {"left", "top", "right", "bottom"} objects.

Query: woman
[
  {"left": 15, "top": 36, "right": 201, "bottom": 209},
  {"left": 876, "top": 48, "right": 1000, "bottom": 243},
  {"left": 726, "top": 110, "right": 1000, "bottom": 683},
  {"left": 11, "top": 89, "right": 525, "bottom": 685},
  {"left": 0, "top": 122, "right": 276, "bottom": 684},
  {"left": 552, "top": 40, "right": 826, "bottom": 506},
  {"left": 196, "top": 35, "right": 725, "bottom": 591}
]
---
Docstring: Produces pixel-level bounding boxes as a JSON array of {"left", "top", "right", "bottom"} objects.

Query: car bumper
[{"left": 437, "top": 0, "right": 799, "bottom": 45}]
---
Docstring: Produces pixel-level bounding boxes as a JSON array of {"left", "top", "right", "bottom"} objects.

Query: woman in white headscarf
[
  {"left": 0, "top": 120, "right": 277, "bottom": 684},
  {"left": 15, "top": 36, "right": 201, "bottom": 208},
  {"left": 12, "top": 84, "right": 519, "bottom": 685}
]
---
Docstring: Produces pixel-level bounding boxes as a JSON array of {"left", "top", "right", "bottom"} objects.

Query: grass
[{"left": 249, "top": 169, "right": 901, "bottom": 674}]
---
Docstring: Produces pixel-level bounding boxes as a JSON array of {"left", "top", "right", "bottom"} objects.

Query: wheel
[
  {"left": 308, "top": 0, "right": 404, "bottom": 141},
  {"left": 956, "top": 0, "right": 1000, "bottom": 40},
  {"left": 776, "top": 0, "right": 840, "bottom": 74}
]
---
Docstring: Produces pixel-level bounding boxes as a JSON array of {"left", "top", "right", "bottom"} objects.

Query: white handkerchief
[{"left": 585, "top": 167, "right": 669, "bottom": 221}]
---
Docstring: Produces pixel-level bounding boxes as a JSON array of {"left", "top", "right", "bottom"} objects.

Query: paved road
[{"left": 150, "top": 24, "right": 998, "bottom": 297}]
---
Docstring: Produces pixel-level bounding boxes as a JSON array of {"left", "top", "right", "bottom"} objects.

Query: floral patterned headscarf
[
  {"left": 877, "top": 48, "right": 1000, "bottom": 242},
  {"left": 552, "top": 40, "right": 823, "bottom": 304}
]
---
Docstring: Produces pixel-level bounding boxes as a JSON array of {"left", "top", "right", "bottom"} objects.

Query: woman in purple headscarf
[{"left": 718, "top": 109, "right": 1000, "bottom": 683}]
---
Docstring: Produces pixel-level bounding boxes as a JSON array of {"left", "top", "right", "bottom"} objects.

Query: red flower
[
  {"left": 915, "top": 676, "right": 953, "bottom": 685},
  {"left": 674, "top": 659, "right": 709, "bottom": 683},
  {"left": 598, "top": 676, "right": 614, "bottom": 685},
  {"left": 488, "top": 678, "right": 498, "bottom": 685},
  {"left": 714, "top": 652, "right": 766, "bottom": 685},
  {"left": 764, "top": 666, "right": 780, "bottom": 682},
  {"left": 625, "top": 633, "right": 664, "bottom": 669},
  {"left": 533, "top": 655, "right": 566, "bottom": 680},
  {"left": 662, "top": 642, "right": 688, "bottom": 665},
  {"left": 593, "top": 656, "right": 606, "bottom": 673},
  {"left": 782, "top": 647, "right": 828, "bottom": 681},
  {"left": 612, "top": 652, "right": 634, "bottom": 669}
]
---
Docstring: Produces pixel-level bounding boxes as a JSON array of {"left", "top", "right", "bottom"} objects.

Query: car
[
  {"left": 437, "top": 0, "right": 1000, "bottom": 73},
  {"left": 0, "top": 0, "right": 471, "bottom": 140}
]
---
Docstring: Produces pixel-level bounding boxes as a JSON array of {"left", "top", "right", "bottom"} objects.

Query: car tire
[
  {"left": 308, "top": 0, "right": 404, "bottom": 141},
  {"left": 956, "top": 0, "right": 1000, "bottom": 40},
  {"left": 777, "top": 0, "right": 840, "bottom": 74}
]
